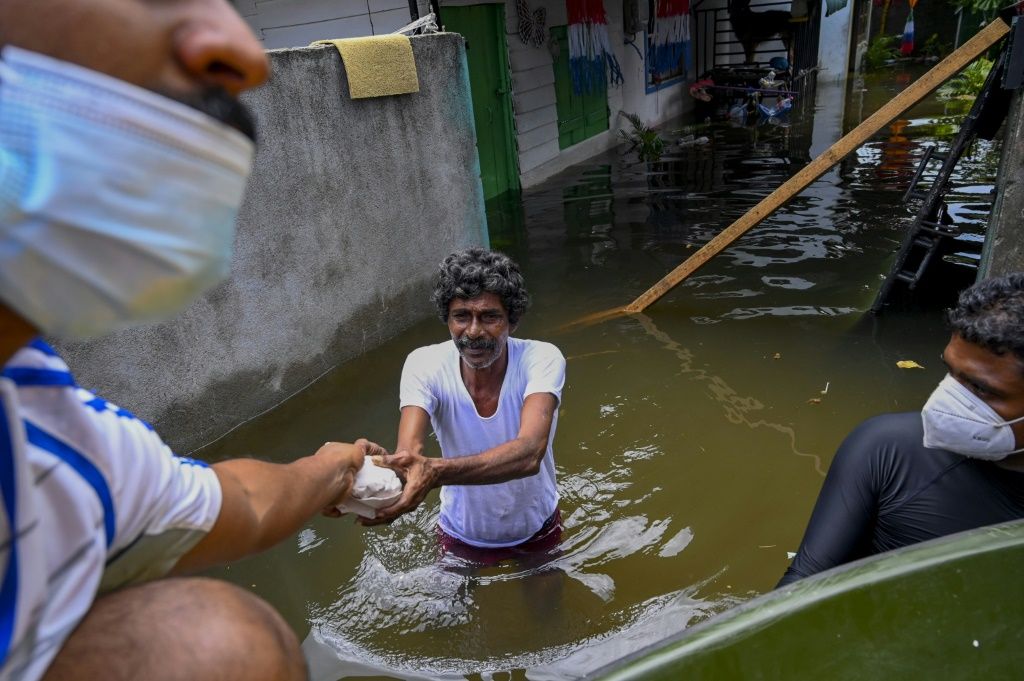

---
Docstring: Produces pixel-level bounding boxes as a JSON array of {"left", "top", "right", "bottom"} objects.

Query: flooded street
[{"left": 200, "top": 68, "right": 1001, "bottom": 679}]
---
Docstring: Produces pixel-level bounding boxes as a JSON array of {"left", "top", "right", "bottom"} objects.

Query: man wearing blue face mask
[
  {"left": 778, "top": 274, "right": 1024, "bottom": 588},
  {"left": 0, "top": 2, "right": 385, "bottom": 680}
]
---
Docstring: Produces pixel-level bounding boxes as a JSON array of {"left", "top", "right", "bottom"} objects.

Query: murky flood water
[{"left": 201, "top": 68, "right": 1001, "bottom": 679}]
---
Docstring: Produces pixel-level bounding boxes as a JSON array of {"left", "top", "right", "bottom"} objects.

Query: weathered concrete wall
[
  {"left": 232, "top": 0, "right": 414, "bottom": 49},
  {"left": 57, "top": 34, "right": 487, "bottom": 453},
  {"left": 978, "top": 88, "right": 1024, "bottom": 279}
]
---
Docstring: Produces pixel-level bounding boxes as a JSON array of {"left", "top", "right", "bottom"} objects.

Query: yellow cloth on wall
[{"left": 311, "top": 36, "right": 420, "bottom": 99}]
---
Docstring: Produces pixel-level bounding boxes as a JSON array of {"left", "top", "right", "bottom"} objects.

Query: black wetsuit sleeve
[{"left": 776, "top": 419, "right": 885, "bottom": 588}]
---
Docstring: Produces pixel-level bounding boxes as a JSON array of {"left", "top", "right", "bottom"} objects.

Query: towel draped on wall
[{"left": 311, "top": 35, "right": 420, "bottom": 99}]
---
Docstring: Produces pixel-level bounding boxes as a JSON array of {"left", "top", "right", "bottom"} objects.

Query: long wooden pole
[{"left": 623, "top": 18, "right": 1009, "bottom": 314}]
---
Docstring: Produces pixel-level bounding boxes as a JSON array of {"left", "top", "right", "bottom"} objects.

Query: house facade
[{"left": 232, "top": 0, "right": 854, "bottom": 197}]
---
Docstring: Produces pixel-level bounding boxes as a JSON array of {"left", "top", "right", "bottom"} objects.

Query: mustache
[
  {"left": 456, "top": 336, "right": 497, "bottom": 352},
  {"left": 160, "top": 86, "right": 257, "bottom": 143}
]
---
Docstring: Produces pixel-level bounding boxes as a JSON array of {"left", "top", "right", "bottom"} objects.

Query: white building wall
[
  {"left": 234, "top": 0, "right": 695, "bottom": 188},
  {"left": 232, "top": 0, "right": 414, "bottom": 48},
  {"left": 494, "top": 0, "right": 690, "bottom": 188},
  {"left": 817, "top": 0, "right": 854, "bottom": 82}
]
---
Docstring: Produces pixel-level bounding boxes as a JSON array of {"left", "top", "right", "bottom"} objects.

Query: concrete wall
[
  {"left": 979, "top": 89, "right": 1024, "bottom": 279},
  {"left": 818, "top": 0, "right": 854, "bottom": 82},
  {"left": 232, "top": 0, "right": 415, "bottom": 48},
  {"left": 57, "top": 35, "right": 487, "bottom": 453}
]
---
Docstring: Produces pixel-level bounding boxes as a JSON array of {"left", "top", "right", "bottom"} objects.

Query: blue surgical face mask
[
  {"left": 0, "top": 46, "right": 255, "bottom": 340},
  {"left": 921, "top": 374, "right": 1024, "bottom": 460}
]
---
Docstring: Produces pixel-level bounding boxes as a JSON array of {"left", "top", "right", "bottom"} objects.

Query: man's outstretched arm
[
  {"left": 361, "top": 393, "right": 558, "bottom": 525},
  {"left": 173, "top": 439, "right": 385, "bottom": 573}
]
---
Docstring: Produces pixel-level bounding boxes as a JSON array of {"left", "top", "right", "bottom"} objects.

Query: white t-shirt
[
  {"left": 400, "top": 337, "right": 565, "bottom": 548},
  {"left": 0, "top": 340, "right": 222, "bottom": 681}
]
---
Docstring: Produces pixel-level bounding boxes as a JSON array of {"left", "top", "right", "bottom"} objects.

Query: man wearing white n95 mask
[
  {"left": 778, "top": 274, "right": 1024, "bottom": 588},
  {"left": 0, "top": 2, "right": 386, "bottom": 680}
]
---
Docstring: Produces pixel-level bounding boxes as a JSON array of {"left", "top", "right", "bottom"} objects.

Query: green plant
[
  {"left": 938, "top": 57, "right": 993, "bottom": 99},
  {"left": 922, "top": 33, "right": 950, "bottom": 60},
  {"left": 618, "top": 112, "right": 664, "bottom": 161},
  {"left": 949, "top": 0, "right": 1000, "bottom": 19},
  {"left": 864, "top": 34, "right": 899, "bottom": 71}
]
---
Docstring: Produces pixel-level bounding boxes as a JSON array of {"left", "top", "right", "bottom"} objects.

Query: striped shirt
[{"left": 0, "top": 340, "right": 222, "bottom": 681}]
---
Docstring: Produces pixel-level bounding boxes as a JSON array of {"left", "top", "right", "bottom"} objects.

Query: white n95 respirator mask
[
  {"left": 921, "top": 373, "right": 1024, "bottom": 460},
  {"left": 0, "top": 46, "right": 255, "bottom": 340}
]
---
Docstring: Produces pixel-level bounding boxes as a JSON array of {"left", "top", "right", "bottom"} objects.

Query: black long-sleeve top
[{"left": 778, "top": 412, "right": 1024, "bottom": 588}]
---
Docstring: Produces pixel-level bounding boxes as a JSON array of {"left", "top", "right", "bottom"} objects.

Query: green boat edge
[{"left": 590, "top": 519, "right": 1024, "bottom": 679}]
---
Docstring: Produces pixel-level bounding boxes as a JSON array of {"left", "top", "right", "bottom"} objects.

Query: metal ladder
[{"left": 871, "top": 47, "right": 1010, "bottom": 313}]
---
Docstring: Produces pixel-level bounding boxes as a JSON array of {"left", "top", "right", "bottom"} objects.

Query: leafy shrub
[
  {"left": 949, "top": 0, "right": 1000, "bottom": 18},
  {"left": 619, "top": 112, "right": 665, "bottom": 161},
  {"left": 864, "top": 35, "right": 899, "bottom": 71},
  {"left": 922, "top": 33, "right": 950, "bottom": 60},
  {"left": 938, "top": 57, "right": 993, "bottom": 99}
]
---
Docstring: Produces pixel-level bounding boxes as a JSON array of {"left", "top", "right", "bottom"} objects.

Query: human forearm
[
  {"left": 360, "top": 436, "right": 546, "bottom": 527},
  {"left": 430, "top": 436, "right": 547, "bottom": 486},
  {"left": 214, "top": 453, "right": 351, "bottom": 551},
  {"left": 363, "top": 395, "right": 557, "bottom": 526},
  {"left": 174, "top": 441, "right": 368, "bottom": 573}
]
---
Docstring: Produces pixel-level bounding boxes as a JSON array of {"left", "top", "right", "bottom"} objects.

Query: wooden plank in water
[{"left": 624, "top": 18, "right": 1011, "bottom": 314}]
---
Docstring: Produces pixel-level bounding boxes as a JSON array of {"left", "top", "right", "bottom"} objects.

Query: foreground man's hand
[
  {"left": 358, "top": 450, "right": 439, "bottom": 525},
  {"left": 319, "top": 438, "right": 390, "bottom": 517}
]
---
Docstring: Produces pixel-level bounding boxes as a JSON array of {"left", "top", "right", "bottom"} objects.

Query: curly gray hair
[{"left": 430, "top": 248, "right": 530, "bottom": 325}]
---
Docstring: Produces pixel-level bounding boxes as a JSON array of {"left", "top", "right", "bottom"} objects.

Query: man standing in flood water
[
  {"left": 364, "top": 248, "right": 566, "bottom": 563},
  {"left": 778, "top": 274, "right": 1024, "bottom": 587},
  {"left": 0, "top": 2, "right": 385, "bottom": 679}
]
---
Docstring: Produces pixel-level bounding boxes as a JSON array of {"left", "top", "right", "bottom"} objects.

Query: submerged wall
[
  {"left": 979, "top": 88, "right": 1024, "bottom": 279},
  {"left": 57, "top": 34, "right": 487, "bottom": 453}
]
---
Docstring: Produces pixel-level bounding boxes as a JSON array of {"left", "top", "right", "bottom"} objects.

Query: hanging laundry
[
  {"left": 566, "top": 0, "right": 623, "bottom": 94},
  {"left": 649, "top": 0, "right": 691, "bottom": 82},
  {"left": 901, "top": 0, "right": 917, "bottom": 56}
]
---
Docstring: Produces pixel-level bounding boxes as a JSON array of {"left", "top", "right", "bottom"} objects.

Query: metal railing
[{"left": 691, "top": 0, "right": 821, "bottom": 76}]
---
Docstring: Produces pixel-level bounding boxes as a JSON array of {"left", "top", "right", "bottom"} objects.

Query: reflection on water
[
  {"left": 201, "top": 68, "right": 1000, "bottom": 679},
  {"left": 634, "top": 312, "right": 826, "bottom": 476}
]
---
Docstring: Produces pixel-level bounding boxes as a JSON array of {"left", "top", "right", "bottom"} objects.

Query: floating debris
[
  {"left": 678, "top": 134, "right": 710, "bottom": 147},
  {"left": 897, "top": 360, "right": 925, "bottom": 369}
]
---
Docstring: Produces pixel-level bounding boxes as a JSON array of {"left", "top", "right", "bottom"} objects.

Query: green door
[
  {"left": 551, "top": 25, "right": 609, "bottom": 149},
  {"left": 444, "top": 5, "right": 520, "bottom": 200}
]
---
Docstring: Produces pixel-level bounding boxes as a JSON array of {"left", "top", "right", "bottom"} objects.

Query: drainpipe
[{"left": 407, "top": 0, "right": 419, "bottom": 21}]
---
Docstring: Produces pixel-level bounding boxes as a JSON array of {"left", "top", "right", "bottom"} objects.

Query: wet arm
[
  {"left": 431, "top": 392, "right": 557, "bottom": 485},
  {"left": 172, "top": 441, "right": 374, "bottom": 573},
  {"left": 363, "top": 394, "right": 557, "bottom": 525}
]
